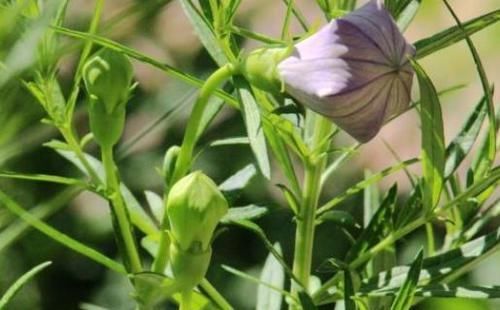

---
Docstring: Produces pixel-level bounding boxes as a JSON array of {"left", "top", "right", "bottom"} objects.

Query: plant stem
[
  {"left": 200, "top": 279, "right": 233, "bottom": 310},
  {"left": 101, "top": 146, "right": 142, "bottom": 273},
  {"left": 170, "top": 63, "right": 237, "bottom": 184},
  {"left": 61, "top": 126, "right": 101, "bottom": 184},
  {"left": 290, "top": 113, "right": 331, "bottom": 303},
  {"left": 153, "top": 63, "right": 237, "bottom": 274}
]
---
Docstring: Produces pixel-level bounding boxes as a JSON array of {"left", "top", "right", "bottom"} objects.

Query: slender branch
[{"left": 101, "top": 146, "right": 142, "bottom": 274}]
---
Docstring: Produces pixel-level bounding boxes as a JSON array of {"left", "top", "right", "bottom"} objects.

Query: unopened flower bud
[
  {"left": 277, "top": 0, "right": 415, "bottom": 142},
  {"left": 83, "top": 49, "right": 134, "bottom": 147},
  {"left": 167, "top": 171, "right": 228, "bottom": 252},
  {"left": 241, "top": 47, "right": 290, "bottom": 93},
  {"left": 166, "top": 171, "right": 228, "bottom": 291}
]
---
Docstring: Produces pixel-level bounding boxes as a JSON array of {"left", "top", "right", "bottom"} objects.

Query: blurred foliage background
[{"left": 0, "top": 0, "right": 498, "bottom": 309}]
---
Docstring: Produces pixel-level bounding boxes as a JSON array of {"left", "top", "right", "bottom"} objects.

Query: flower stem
[
  {"left": 170, "top": 63, "right": 237, "bottom": 184},
  {"left": 290, "top": 113, "right": 331, "bottom": 302},
  {"left": 153, "top": 63, "right": 237, "bottom": 274},
  {"left": 101, "top": 146, "right": 142, "bottom": 273}
]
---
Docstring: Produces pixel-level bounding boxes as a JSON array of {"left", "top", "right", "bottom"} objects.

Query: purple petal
[{"left": 277, "top": 0, "right": 415, "bottom": 142}]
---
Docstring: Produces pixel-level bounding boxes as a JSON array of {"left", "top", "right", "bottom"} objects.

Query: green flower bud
[
  {"left": 241, "top": 46, "right": 290, "bottom": 94},
  {"left": 167, "top": 171, "right": 228, "bottom": 253},
  {"left": 83, "top": 49, "right": 134, "bottom": 147}
]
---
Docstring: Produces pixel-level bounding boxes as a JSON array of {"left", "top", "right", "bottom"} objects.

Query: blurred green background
[{"left": 0, "top": 0, "right": 499, "bottom": 309}]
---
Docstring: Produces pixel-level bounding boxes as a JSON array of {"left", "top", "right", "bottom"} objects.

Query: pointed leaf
[
  {"left": 0, "top": 261, "right": 51, "bottom": 309},
  {"left": 219, "top": 164, "right": 257, "bottom": 192},
  {"left": 412, "top": 60, "right": 445, "bottom": 210},
  {"left": 444, "top": 94, "right": 488, "bottom": 178},
  {"left": 234, "top": 77, "right": 271, "bottom": 179},
  {"left": 414, "top": 9, "right": 500, "bottom": 59},
  {"left": 178, "top": 0, "right": 228, "bottom": 66},
  {"left": 220, "top": 205, "right": 268, "bottom": 224},
  {"left": 257, "top": 243, "right": 285, "bottom": 310},
  {"left": 390, "top": 249, "right": 423, "bottom": 310}
]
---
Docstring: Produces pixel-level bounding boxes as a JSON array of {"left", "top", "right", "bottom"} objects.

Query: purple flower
[{"left": 277, "top": 0, "right": 415, "bottom": 142}]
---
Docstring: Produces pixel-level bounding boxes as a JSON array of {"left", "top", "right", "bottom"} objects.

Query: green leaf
[
  {"left": 0, "top": 171, "right": 87, "bottom": 187},
  {"left": 444, "top": 94, "right": 488, "bottom": 178},
  {"left": 257, "top": 243, "right": 285, "bottom": 310},
  {"left": 443, "top": 1, "right": 496, "bottom": 182},
  {"left": 210, "top": 136, "right": 249, "bottom": 147},
  {"left": 56, "top": 149, "right": 158, "bottom": 236},
  {"left": 0, "top": 187, "right": 81, "bottom": 252},
  {"left": 222, "top": 264, "right": 293, "bottom": 302},
  {"left": 0, "top": 190, "right": 125, "bottom": 274},
  {"left": 360, "top": 224, "right": 500, "bottom": 293},
  {"left": 412, "top": 60, "right": 445, "bottom": 210},
  {"left": 231, "top": 220, "right": 300, "bottom": 285},
  {"left": 234, "top": 77, "right": 271, "bottom": 179},
  {"left": 220, "top": 205, "right": 268, "bottom": 224},
  {"left": 316, "top": 210, "right": 360, "bottom": 231},
  {"left": 262, "top": 120, "right": 301, "bottom": 195},
  {"left": 219, "top": 164, "right": 257, "bottom": 192},
  {"left": 390, "top": 249, "right": 423, "bottom": 310},
  {"left": 414, "top": 9, "right": 500, "bottom": 59},
  {"left": 471, "top": 106, "right": 500, "bottom": 182},
  {"left": 0, "top": 261, "right": 51, "bottom": 309},
  {"left": 52, "top": 26, "right": 237, "bottom": 107},
  {"left": 317, "top": 159, "right": 418, "bottom": 216},
  {"left": 346, "top": 185, "right": 398, "bottom": 263},
  {"left": 364, "top": 284, "right": 500, "bottom": 299},
  {"left": 395, "top": 0, "right": 421, "bottom": 31},
  {"left": 79, "top": 303, "right": 110, "bottom": 310},
  {"left": 178, "top": 0, "right": 227, "bottom": 66}
]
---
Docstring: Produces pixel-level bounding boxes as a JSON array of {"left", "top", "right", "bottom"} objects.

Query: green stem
[
  {"left": 61, "top": 126, "right": 101, "bottom": 184},
  {"left": 290, "top": 113, "right": 331, "bottom": 302},
  {"left": 153, "top": 63, "right": 237, "bottom": 274},
  {"left": 170, "top": 63, "right": 237, "bottom": 184},
  {"left": 180, "top": 291, "right": 192, "bottom": 310},
  {"left": 101, "top": 146, "right": 142, "bottom": 273},
  {"left": 200, "top": 279, "right": 233, "bottom": 310}
]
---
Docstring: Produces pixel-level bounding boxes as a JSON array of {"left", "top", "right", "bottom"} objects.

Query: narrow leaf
[
  {"left": 414, "top": 9, "right": 500, "bottom": 59},
  {"left": 390, "top": 249, "right": 423, "bottom": 310},
  {"left": 257, "top": 243, "right": 285, "bottom": 310},
  {"left": 346, "top": 185, "right": 398, "bottom": 263},
  {"left": 412, "top": 60, "right": 445, "bottom": 210},
  {"left": 178, "top": 0, "right": 228, "bottom": 66},
  {"left": 443, "top": 0, "right": 496, "bottom": 181},
  {"left": 0, "top": 171, "right": 87, "bottom": 187},
  {"left": 0, "top": 261, "right": 52, "bottom": 309},
  {"left": 0, "top": 191, "right": 125, "bottom": 274},
  {"left": 317, "top": 159, "right": 418, "bottom": 216},
  {"left": 220, "top": 205, "right": 268, "bottom": 223},
  {"left": 444, "top": 94, "right": 488, "bottom": 178},
  {"left": 219, "top": 164, "right": 257, "bottom": 192},
  {"left": 234, "top": 77, "right": 271, "bottom": 179}
]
